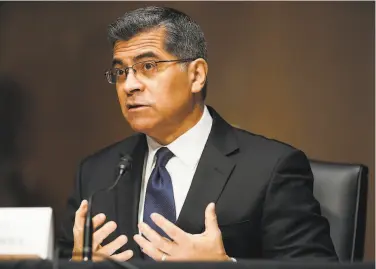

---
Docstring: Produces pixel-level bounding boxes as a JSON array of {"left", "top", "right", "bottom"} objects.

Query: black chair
[{"left": 310, "top": 160, "right": 368, "bottom": 262}]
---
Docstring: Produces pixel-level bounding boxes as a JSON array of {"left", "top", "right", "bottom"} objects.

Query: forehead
[{"left": 112, "top": 28, "right": 171, "bottom": 65}]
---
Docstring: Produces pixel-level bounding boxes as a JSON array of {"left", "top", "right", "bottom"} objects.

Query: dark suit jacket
[{"left": 59, "top": 107, "right": 337, "bottom": 261}]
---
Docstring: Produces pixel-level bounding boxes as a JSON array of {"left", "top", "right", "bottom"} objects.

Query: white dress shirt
[{"left": 138, "top": 106, "right": 213, "bottom": 224}]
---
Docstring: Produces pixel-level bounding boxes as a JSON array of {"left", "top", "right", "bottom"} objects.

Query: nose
[{"left": 122, "top": 69, "right": 144, "bottom": 95}]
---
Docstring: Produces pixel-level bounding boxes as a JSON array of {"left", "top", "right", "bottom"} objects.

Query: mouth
[{"left": 126, "top": 104, "right": 149, "bottom": 111}]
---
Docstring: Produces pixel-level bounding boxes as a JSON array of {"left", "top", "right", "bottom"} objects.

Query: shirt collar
[{"left": 146, "top": 106, "right": 213, "bottom": 167}]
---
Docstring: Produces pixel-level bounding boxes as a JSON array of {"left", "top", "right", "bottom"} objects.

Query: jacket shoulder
[
  {"left": 233, "top": 127, "right": 307, "bottom": 164},
  {"left": 80, "top": 133, "right": 144, "bottom": 166}
]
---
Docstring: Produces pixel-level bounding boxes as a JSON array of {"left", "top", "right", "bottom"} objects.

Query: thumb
[
  {"left": 75, "top": 200, "right": 89, "bottom": 228},
  {"left": 73, "top": 200, "right": 88, "bottom": 243},
  {"left": 204, "top": 203, "right": 219, "bottom": 233}
]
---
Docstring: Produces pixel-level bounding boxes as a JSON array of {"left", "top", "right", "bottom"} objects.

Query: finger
[
  {"left": 163, "top": 236, "right": 172, "bottom": 242},
  {"left": 92, "top": 213, "right": 106, "bottom": 230},
  {"left": 98, "top": 235, "right": 127, "bottom": 256},
  {"left": 111, "top": 250, "right": 134, "bottom": 262},
  {"left": 73, "top": 200, "right": 89, "bottom": 250},
  {"left": 138, "top": 223, "right": 175, "bottom": 255},
  {"left": 92, "top": 221, "right": 117, "bottom": 250},
  {"left": 92, "top": 253, "right": 106, "bottom": 262},
  {"left": 74, "top": 212, "right": 105, "bottom": 252},
  {"left": 150, "top": 213, "right": 188, "bottom": 243},
  {"left": 73, "top": 200, "right": 88, "bottom": 233},
  {"left": 134, "top": 234, "right": 162, "bottom": 261},
  {"left": 204, "top": 203, "right": 220, "bottom": 234}
]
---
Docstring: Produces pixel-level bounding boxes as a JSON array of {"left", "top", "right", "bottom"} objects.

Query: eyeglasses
[{"left": 104, "top": 58, "right": 196, "bottom": 84}]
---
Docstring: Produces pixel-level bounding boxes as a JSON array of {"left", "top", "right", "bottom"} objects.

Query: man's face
[{"left": 112, "top": 28, "right": 195, "bottom": 138}]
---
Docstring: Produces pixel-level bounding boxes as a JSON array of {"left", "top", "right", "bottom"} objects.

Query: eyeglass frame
[{"left": 104, "top": 58, "right": 197, "bottom": 84}]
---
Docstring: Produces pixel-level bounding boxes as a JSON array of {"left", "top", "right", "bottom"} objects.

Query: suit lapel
[
  {"left": 115, "top": 134, "right": 147, "bottom": 259},
  {"left": 114, "top": 107, "right": 238, "bottom": 255},
  {"left": 176, "top": 107, "right": 239, "bottom": 234}
]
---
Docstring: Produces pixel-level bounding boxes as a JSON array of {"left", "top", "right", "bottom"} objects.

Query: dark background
[{"left": 0, "top": 1, "right": 374, "bottom": 260}]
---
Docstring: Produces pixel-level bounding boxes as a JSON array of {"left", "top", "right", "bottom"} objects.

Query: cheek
[
  {"left": 116, "top": 87, "right": 127, "bottom": 115},
  {"left": 153, "top": 74, "right": 191, "bottom": 110}
]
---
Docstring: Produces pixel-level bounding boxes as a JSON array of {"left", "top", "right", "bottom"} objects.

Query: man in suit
[{"left": 59, "top": 6, "right": 337, "bottom": 262}]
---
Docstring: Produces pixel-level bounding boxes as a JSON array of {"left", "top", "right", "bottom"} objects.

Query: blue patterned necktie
[{"left": 143, "top": 147, "right": 176, "bottom": 239}]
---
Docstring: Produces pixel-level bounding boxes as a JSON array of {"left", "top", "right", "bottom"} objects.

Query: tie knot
[{"left": 155, "top": 147, "right": 174, "bottom": 167}]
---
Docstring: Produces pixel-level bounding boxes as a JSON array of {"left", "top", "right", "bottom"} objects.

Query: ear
[{"left": 189, "top": 58, "right": 208, "bottom": 94}]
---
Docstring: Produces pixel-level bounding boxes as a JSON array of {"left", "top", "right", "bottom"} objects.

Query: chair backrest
[{"left": 310, "top": 160, "right": 368, "bottom": 262}]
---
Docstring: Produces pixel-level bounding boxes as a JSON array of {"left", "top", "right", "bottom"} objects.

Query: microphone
[{"left": 82, "top": 155, "right": 132, "bottom": 261}]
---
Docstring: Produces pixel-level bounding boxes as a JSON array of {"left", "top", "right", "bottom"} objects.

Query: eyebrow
[
  {"left": 112, "top": 58, "right": 123, "bottom": 67},
  {"left": 112, "top": 51, "right": 160, "bottom": 68},
  {"left": 133, "top": 51, "right": 160, "bottom": 62}
]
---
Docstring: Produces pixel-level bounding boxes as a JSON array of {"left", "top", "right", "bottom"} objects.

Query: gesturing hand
[
  {"left": 72, "top": 200, "right": 133, "bottom": 262},
  {"left": 134, "top": 203, "right": 231, "bottom": 261}
]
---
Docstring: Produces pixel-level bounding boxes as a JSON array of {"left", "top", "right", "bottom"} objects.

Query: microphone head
[{"left": 118, "top": 154, "right": 132, "bottom": 171}]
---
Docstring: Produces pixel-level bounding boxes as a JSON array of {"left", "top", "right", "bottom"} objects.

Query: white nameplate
[{"left": 0, "top": 207, "right": 54, "bottom": 260}]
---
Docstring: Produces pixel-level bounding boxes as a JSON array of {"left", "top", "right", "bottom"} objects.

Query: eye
[
  {"left": 142, "top": 62, "right": 156, "bottom": 71},
  {"left": 116, "top": 69, "right": 125, "bottom": 75}
]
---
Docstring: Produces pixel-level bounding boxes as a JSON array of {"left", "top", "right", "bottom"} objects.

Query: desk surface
[{"left": 0, "top": 260, "right": 374, "bottom": 269}]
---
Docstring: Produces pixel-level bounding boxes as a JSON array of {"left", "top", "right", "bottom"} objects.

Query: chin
[{"left": 127, "top": 119, "right": 158, "bottom": 135}]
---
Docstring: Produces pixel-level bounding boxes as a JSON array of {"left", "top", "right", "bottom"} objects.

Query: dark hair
[{"left": 107, "top": 6, "right": 208, "bottom": 100}]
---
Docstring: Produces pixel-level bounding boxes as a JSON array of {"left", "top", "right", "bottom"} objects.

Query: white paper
[{"left": 0, "top": 207, "right": 54, "bottom": 259}]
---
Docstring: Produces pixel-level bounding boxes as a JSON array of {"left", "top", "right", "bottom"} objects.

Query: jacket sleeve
[{"left": 261, "top": 150, "right": 338, "bottom": 261}]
